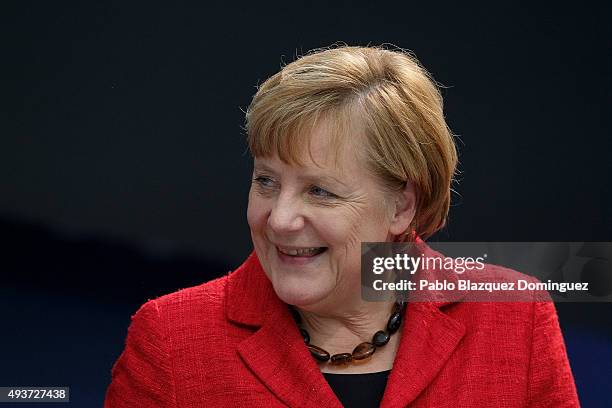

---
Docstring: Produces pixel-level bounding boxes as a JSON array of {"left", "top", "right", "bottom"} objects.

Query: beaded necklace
[{"left": 289, "top": 300, "right": 406, "bottom": 365}]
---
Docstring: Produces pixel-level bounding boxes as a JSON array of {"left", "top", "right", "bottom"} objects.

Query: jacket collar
[
  {"left": 225, "top": 241, "right": 466, "bottom": 408},
  {"left": 225, "top": 250, "right": 278, "bottom": 327},
  {"left": 226, "top": 251, "right": 343, "bottom": 407}
]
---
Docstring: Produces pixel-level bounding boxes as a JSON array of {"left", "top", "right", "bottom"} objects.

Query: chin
[{"left": 270, "top": 277, "right": 331, "bottom": 307}]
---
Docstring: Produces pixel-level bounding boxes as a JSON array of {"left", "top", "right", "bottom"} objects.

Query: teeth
[{"left": 278, "top": 246, "right": 323, "bottom": 256}]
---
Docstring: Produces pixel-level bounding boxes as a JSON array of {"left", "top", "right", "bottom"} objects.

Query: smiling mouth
[{"left": 276, "top": 246, "right": 328, "bottom": 257}]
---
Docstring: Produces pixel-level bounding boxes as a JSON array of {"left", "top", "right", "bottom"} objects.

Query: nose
[{"left": 268, "top": 193, "right": 305, "bottom": 234}]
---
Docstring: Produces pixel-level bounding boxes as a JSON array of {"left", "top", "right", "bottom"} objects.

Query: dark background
[{"left": 1, "top": 1, "right": 610, "bottom": 407}]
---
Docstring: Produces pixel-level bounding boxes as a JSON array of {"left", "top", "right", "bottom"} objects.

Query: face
[{"left": 247, "top": 120, "right": 413, "bottom": 310}]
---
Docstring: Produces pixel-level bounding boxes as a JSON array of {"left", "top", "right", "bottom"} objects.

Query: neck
[{"left": 295, "top": 298, "right": 397, "bottom": 356}]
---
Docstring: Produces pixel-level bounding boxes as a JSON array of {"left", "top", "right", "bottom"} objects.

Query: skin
[{"left": 247, "top": 118, "right": 416, "bottom": 373}]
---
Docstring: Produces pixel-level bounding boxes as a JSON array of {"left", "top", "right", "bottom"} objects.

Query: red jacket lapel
[
  {"left": 380, "top": 302, "right": 466, "bottom": 407},
  {"left": 380, "top": 238, "right": 467, "bottom": 407},
  {"left": 226, "top": 252, "right": 343, "bottom": 408}
]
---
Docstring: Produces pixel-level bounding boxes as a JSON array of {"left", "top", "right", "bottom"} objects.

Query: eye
[
  {"left": 310, "top": 185, "right": 336, "bottom": 198},
  {"left": 253, "top": 175, "right": 276, "bottom": 188}
]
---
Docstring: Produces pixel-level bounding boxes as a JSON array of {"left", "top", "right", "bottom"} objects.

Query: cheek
[
  {"left": 325, "top": 204, "right": 391, "bottom": 250},
  {"left": 247, "top": 193, "right": 268, "bottom": 232},
  {"left": 319, "top": 211, "right": 363, "bottom": 250}
]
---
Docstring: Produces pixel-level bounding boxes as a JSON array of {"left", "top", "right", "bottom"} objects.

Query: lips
[{"left": 276, "top": 246, "right": 328, "bottom": 257}]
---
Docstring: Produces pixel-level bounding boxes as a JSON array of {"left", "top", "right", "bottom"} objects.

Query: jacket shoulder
[
  {"left": 144, "top": 274, "right": 231, "bottom": 332},
  {"left": 154, "top": 274, "right": 229, "bottom": 308},
  {"left": 468, "top": 261, "right": 540, "bottom": 283}
]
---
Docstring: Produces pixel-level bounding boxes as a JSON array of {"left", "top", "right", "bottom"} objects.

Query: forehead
[
  {"left": 308, "top": 120, "right": 361, "bottom": 172},
  {"left": 255, "top": 118, "right": 365, "bottom": 179}
]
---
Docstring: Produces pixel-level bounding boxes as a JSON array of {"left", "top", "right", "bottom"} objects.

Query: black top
[{"left": 323, "top": 370, "right": 391, "bottom": 408}]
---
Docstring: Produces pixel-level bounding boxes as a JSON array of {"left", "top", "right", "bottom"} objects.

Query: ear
[{"left": 388, "top": 181, "right": 417, "bottom": 236}]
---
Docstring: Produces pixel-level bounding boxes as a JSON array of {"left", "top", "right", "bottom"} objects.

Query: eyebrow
[{"left": 253, "top": 162, "right": 349, "bottom": 188}]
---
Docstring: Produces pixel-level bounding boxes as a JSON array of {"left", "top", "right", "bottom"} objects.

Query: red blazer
[{"left": 104, "top": 246, "right": 580, "bottom": 407}]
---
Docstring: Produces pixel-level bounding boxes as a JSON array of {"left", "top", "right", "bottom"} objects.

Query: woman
[{"left": 105, "top": 46, "right": 579, "bottom": 407}]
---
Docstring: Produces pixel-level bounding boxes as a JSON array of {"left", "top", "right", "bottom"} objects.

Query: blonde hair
[{"left": 246, "top": 45, "right": 458, "bottom": 240}]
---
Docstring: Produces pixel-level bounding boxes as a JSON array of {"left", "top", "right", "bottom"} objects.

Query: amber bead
[
  {"left": 330, "top": 353, "right": 353, "bottom": 365},
  {"left": 352, "top": 342, "right": 376, "bottom": 360},
  {"left": 372, "top": 330, "right": 390, "bottom": 347},
  {"left": 387, "top": 311, "right": 402, "bottom": 334},
  {"left": 308, "top": 345, "right": 330, "bottom": 362}
]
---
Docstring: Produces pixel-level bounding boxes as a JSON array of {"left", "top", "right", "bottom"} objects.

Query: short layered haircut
[{"left": 246, "top": 45, "right": 458, "bottom": 240}]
